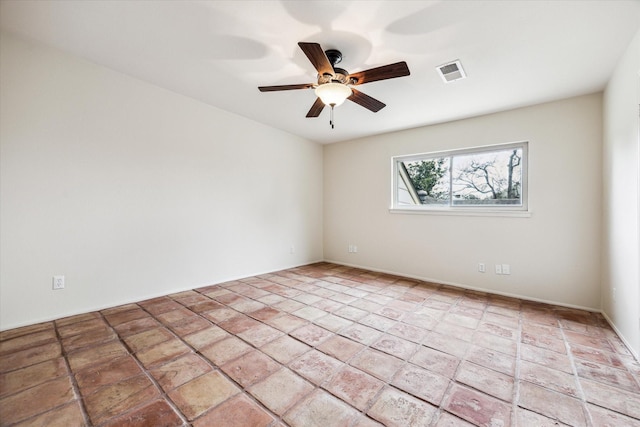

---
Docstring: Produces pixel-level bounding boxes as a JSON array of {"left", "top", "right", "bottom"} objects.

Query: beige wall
[
  {"left": 0, "top": 33, "right": 323, "bottom": 330},
  {"left": 602, "top": 29, "right": 640, "bottom": 358},
  {"left": 324, "top": 93, "right": 602, "bottom": 310}
]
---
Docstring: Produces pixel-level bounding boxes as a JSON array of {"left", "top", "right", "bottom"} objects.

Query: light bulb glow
[{"left": 315, "top": 82, "right": 352, "bottom": 106}]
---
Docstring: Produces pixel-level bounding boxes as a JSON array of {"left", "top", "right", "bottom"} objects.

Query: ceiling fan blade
[
  {"left": 348, "top": 88, "right": 386, "bottom": 112},
  {"left": 258, "top": 83, "right": 314, "bottom": 92},
  {"left": 349, "top": 61, "right": 410, "bottom": 85},
  {"left": 306, "top": 97, "right": 325, "bottom": 118},
  {"left": 298, "top": 42, "right": 334, "bottom": 77}
]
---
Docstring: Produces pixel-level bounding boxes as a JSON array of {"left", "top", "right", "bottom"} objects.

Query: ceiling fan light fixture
[{"left": 315, "top": 82, "right": 352, "bottom": 107}]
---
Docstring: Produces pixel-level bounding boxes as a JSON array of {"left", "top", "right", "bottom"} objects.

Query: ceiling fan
[{"left": 258, "top": 42, "right": 410, "bottom": 128}]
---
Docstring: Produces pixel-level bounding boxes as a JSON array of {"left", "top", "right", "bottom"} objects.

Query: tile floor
[{"left": 1, "top": 262, "right": 639, "bottom": 426}]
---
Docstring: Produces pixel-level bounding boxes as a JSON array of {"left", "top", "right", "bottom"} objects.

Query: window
[{"left": 392, "top": 142, "right": 528, "bottom": 213}]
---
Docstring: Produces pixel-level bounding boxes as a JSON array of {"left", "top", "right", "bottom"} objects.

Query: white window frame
[{"left": 390, "top": 141, "right": 530, "bottom": 217}]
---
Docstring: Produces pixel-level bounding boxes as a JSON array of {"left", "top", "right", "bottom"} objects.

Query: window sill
[{"left": 389, "top": 207, "right": 532, "bottom": 218}]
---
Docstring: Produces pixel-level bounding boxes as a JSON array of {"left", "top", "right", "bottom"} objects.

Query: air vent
[{"left": 437, "top": 60, "right": 466, "bottom": 83}]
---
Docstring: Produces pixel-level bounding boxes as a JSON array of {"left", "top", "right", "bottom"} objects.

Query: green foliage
[{"left": 406, "top": 158, "right": 447, "bottom": 197}]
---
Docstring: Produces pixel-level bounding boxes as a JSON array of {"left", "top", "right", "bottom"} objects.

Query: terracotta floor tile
[
  {"left": 150, "top": 353, "right": 212, "bottom": 391},
  {"left": 314, "top": 313, "right": 354, "bottom": 332},
  {"left": 520, "top": 359, "right": 579, "bottom": 397},
  {"left": 203, "top": 307, "right": 241, "bottom": 323},
  {"left": 587, "top": 403, "right": 640, "bottom": 427},
  {"left": 189, "top": 300, "right": 225, "bottom": 314},
  {"left": 0, "top": 357, "right": 67, "bottom": 398},
  {"left": 274, "top": 299, "right": 306, "bottom": 313},
  {"left": 264, "top": 313, "right": 308, "bottom": 332},
  {"left": 2, "top": 262, "right": 637, "bottom": 427},
  {"left": 476, "top": 321, "right": 517, "bottom": 340},
  {"left": 324, "top": 365, "right": 385, "bottom": 410},
  {"left": 168, "top": 316, "right": 211, "bottom": 336},
  {"left": 443, "top": 384, "right": 512, "bottom": 427},
  {"left": 112, "top": 317, "right": 162, "bottom": 337},
  {"left": 455, "top": 361, "right": 514, "bottom": 402},
  {"left": 410, "top": 345, "right": 460, "bottom": 378},
  {"left": 218, "top": 315, "right": 262, "bottom": 334},
  {"left": 103, "top": 308, "right": 149, "bottom": 326},
  {"left": 0, "top": 341, "right": 62, "bottom": 374},
  {"left": 290, "top": 324, "right": 333, "bottom": 346},
  {"left": 575, "top": 358, "right": 639, "bottom": 392},
  {"left": 0, "top": 322, "right": 54, "bottom": 342},
  {"left": 564, "top": 329, "right": 615, "bottom": 352},
  {"left": 317, "top": 335, "right": 364, "bottom": 362},
  {"left": 123, "top": 327, "right": 175, "bottom": 353},
  {"left": 221, "top": 349, "right": 280, "bottom": 387},
  {"left": 334, "top": 305, "right": 369, "bottom": 321},
  {"left": 62, "top": 325, "right": 117, "bottom": 353},
  {"left": 200, "top": 336, "right": 252, "bottom": 366},
  {"left": 368, "top": 386, "right": 437, "bottom": 427},
  {"left": 422, "top": 331, "right": 470, "bottom": 358},
  {"left": 193, "top": 394, "right": 274, "bottom": 427},
  {"left": 84, "top": 374, "right": 160, "bottom": 425},
  {"left": 580, "top": 377, "right": 640, "bottom": 419},
  {"left": 471, "top": 331, "right": 517, "bottom": 356},
  {"left": 156, "top": 307, "right": 200, "bottom": 325},
  {"left": 168, "top": 370, "right": 240, "bottom": 421},
  {"left": 182, "top": 325, "right": 228, "bottom": 349},
  {"left": 248, "top": 306, "right": 282, "bottom": 322},
  {"left": 100, "top": 399, "right": 184, "bottom": 427},
  {"left": 520, "top": 342, "right": 574, "bottom": 374},
  {"left": 375, "top": 306, "right": 405, "bottom": 321},
  {"left": 465, "top": 344, "right": 515, "bottom": 376},
  {"left": 358, "top": 313, "right": 396, "bottom": 332},
  {"left": 237, "top": 323, "right": 284, "bottom": 347},
  {"left": 57, "top": 318, "right": 108, "bottom": 339},
  {"left": 248, "top": 367, "right": 314, "bottom": 415},
  {"left": 350, "top": 348, "right": 404, "bottom": 382},
  {"left": 392, "top": 364, "right": 449, "bottom": 406},
  {"left": 135, "top": 338, "right": 191, "bottom": 368},
  {"left": 0, "top": 376, "right": 76, "bottom": 424},
  {"left": 11, "top": 401, "right": 86, "bottom": 427},
  {"left": 339, "top": 323, "right": 383, "bottom": 345},
  {"left": 229, "top": 298, "right": 266, "bottom": 313},
  {"left": 138, "top": 298, "right": 183, "bottom": 315},
  {"left": 433, "top": 411, "right": 476, "bottom": 426},
  {"left": 521, "top": 330, "right": 566, "bottom": 354},
  {"left": 75, "top": 355, "right": 142, "bottom": 395},
  {"left": 386, "top": 322, "right": 428, "bottom": 343},
  {"left": 443, "top": 313, "right": 480, "bottom": 330},
  {"left": 0, "top": 330, "right": 57, "bottom": 356},
  {"left": 67, "top": 340, "right": 128, "bottom": 372},
  {"left": 518, "top": 381, "right": 587, "bottom": 426},
  {"left": 284, "top": 389, "right": 360, "bottom": 427},
  {"left": 434, "top": 321, "right": 475, "bottom": 342},
  {"left": 371, "top": 334, "right": 417, "bottom": 360},
  {"left": 290, "top": 349, "right": 343, "bottom": 385},
  {"left": 516, "top": 407, "right": 571, "bottom": 426},
  {"left": 571, "top": 342, "right": 624, "bottom": 368},
  {"left": 292, "top": 306, "right": 329, "bottom": 321},
  {"left": 352, "top": 415, "right": 385, "bottom": 427},
  {"left": 261, "top": 334, "right": 311, "bottom": 364}
]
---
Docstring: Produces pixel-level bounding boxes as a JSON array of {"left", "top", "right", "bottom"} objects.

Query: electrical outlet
[
  {"left": 478, "top": 263, "right": 486, "bottom": 273},
  {"left": 495, "top": 264, "right": 502, "bottom": 275},
  {"left": 52, "top": 275, "right": 65, "bottom": 290},
  {"left": 502, "top": 264, "right": 510, "bottom": 275},
  {"left": 290, "top": 244, "right": 295, "bottom": 254},
  {"left": 353, "top": 245, "right": 358, "bottom": 253}
]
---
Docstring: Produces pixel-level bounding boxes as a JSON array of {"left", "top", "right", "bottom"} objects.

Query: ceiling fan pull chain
[{"left": 330, "top": 104, "right": 335, "bottom": 129}]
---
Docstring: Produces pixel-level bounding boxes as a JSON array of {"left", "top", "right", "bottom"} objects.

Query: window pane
[
  {"left": 400, "top": 157, "right": 450, "bottom": 205},
  {"left": 451, "top": 148, "right": 522, "bottom": 206}
]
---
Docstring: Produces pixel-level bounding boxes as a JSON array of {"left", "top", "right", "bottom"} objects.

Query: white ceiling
[{"left": 1, "top": 1, "right": 639, "bottom": 144}]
